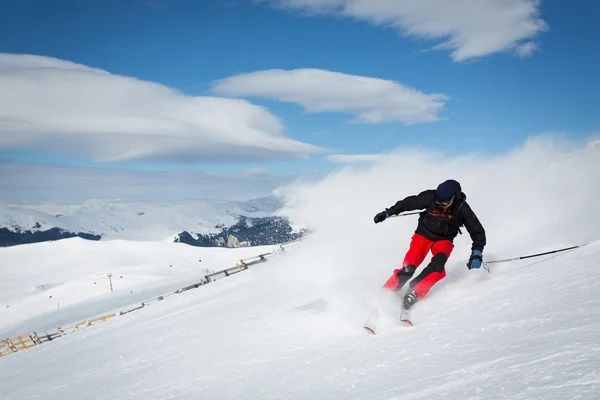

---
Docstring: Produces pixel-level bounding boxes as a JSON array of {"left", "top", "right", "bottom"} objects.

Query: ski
[
  {"left": 399, "top": 308, "right": 413, "bottom": 327},
  {"left": 363, "top": 314, "right": 378, "bottom": 335},
  {"left": 363, "top": 309, "right": 413, "bottom": 334},
  {"left": 363, "top": 316, "right": 413, "bottom": 334},
  {"left": 362, "top": 289, "right": 418, "bottom": 334},
  {"left": 363, "top": 325, "right": 376, "bottom": 335}
]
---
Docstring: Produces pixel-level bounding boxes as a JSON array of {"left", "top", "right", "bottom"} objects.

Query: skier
[{"left": 373, "top": 179, "right": 486, "bottom": 313}]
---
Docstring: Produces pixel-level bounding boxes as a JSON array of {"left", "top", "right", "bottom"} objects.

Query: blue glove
[{"left": 467, "top": 250, "right": 483, "bottom": 269}]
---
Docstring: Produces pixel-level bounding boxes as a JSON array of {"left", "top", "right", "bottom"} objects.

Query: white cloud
[
  {"left": 236, "top": 167, "right": 272, "bottom": 176},
  {"left": 265, "top": 0, "right": 547, "bottom": 61},
  {"left": 515, "top": 41, "right": 539, "bottom": 57},
  {"left": 326, "top": 154, "right": 391, "bottom": 163},
  {"left": 212, "top": 69, "right": 448, "bottom": 124},
  {"left": 0, "top": 161, "right": 315, "bottom": 204},
  {"left": 0, "top": 53, "right": 323, "bottom": 163}
]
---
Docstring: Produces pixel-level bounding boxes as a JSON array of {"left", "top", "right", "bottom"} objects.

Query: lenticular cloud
[{"left": 0, "top": 53, "right": 322, "bottom": 163}]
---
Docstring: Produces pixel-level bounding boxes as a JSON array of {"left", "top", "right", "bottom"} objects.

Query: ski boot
[{"left": 400, "top": 289, "right": 418, "bottom": 327}]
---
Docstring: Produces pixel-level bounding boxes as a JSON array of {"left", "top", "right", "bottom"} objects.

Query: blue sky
[{"left": 0, "top": 0, "right": 599, "bottom": 191}]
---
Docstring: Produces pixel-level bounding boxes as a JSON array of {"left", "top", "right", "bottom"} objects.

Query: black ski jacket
[{"left": 386, "top": 189, "right": 486, "bottom": 252}]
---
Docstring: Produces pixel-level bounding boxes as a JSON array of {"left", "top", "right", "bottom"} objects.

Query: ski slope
[
  {"left": 0, "top": 239, "right": 280, "bottom": 338},
  {"left": 1, "top": 238, "right": 599, "bottom": 399},
  {"left": 1, "top": 137, "right": 599, "bottom": 399}
]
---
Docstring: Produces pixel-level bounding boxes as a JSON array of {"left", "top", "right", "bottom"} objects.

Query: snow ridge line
[{"left": 0, "top": 237, "right": 306, "bottom": 358}]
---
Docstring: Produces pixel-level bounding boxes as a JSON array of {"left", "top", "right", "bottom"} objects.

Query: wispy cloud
[
  {"left": 235, "top": 168, "right": 272, "bottom": 177},
  {"left": 515, "top": 41, "right": 539, "bottom": 57},
  {"left": 0, "top": 161, "right": 312, "bottom": 204},
  {"left": 326, "top": 154, "right": 391, "bottom": 163},
  {"left": 0, "top": 54, "right": 323, "bottom": 164},
  {"left": 264, "top": 0, "right": 547, "bottom": 61},
  {"left": 212, "top": 69, "right": 448, "bottom": 124}
]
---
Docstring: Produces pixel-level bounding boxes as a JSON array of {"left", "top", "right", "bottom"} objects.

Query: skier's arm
[
  {"left": 459, "top": 203, "right": 486, "bottom": 252},
  {"left": 387, "top": 190, "right": 435, "bottom": 215}
]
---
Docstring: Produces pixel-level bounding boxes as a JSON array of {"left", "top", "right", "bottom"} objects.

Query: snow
[
  {"left": 0, "top": 238, "right": 279, "bottom": 338},
  {"left": 1, "top": 137, "right": 600, "bottom": 399},
  {"left": 1, "top": 240, "right": 599, "bottom": 399}
]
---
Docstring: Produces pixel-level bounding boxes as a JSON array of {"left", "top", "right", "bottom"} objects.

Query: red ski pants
[{"left": 383, "top": 233, "right": 454, "bottom": 299}]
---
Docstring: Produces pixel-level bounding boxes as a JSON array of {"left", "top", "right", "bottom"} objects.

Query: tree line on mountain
[{"left": 0, "top": 216, "right": 305, "bottom": 248}]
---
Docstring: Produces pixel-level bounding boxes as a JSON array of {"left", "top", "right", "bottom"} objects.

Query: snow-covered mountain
[{"left": 0, "top": 196, "right": 304, "bottom": 247}]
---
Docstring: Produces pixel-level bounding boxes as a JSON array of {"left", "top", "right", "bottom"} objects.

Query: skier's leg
[
  {"left": 408, "top": 240, "right": 454, "bottom": 299},
  {"left": 382, "top": 234, "right": 432, "bottom": 291}
]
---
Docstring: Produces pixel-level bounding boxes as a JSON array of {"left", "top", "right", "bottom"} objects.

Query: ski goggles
[{"left": 435, "top": 195, "right": 455, "bottom": 207}]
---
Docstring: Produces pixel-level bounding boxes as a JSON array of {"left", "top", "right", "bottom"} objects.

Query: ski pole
[
  {"left": 484, "top": 245, "right": 583, "bottom": 265},
  {"left": 388, "top": 211, "right": 421, "bottom": 218}
]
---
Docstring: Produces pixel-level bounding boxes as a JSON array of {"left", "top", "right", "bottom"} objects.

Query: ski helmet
[{"left": 435, "top": 179, "right": 461, "bottom": 207}]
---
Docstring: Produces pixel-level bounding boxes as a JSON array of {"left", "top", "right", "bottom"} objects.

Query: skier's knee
[
  {"left": 429, "top": 253, "right": 448, "bottom": 273},
  {"left": 398, "top": 264, "right": 416, "bottom": 276}
]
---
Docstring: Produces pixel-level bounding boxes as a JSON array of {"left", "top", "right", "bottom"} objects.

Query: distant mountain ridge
[{"left": 0, "top": 196, "right": 304, "bottom": 248}]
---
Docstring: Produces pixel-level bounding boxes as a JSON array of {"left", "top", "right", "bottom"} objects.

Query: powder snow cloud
[{"left": 275, "top": 136, "right": 600, "bottom": 285}]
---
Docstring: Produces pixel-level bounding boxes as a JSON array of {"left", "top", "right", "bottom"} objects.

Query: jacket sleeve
[
  {"left": 386, "top": 190, "right": 435, "bottom": 216},
  {"left": 459, "top": 202, "right": 486, "bottom": 252}
]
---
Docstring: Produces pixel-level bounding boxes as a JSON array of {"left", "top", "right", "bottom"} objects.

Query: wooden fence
[
  {"left": 0, "top": 238, "right": 304, "bottom": 358},
  {"left": 0, "top": 313, "right": 117, "bottom": 357}
]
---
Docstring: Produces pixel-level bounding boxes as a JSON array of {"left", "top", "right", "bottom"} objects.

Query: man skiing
[{"left": 373, "top": 179, "right": 486, "bottom": 314}]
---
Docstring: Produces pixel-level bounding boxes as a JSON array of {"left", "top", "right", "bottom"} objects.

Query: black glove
[{"left": 374, "top": 210, "right": 389, "bottom": 224}]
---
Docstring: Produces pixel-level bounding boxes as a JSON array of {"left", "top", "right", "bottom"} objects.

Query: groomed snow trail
[{"left": 1, "top": 241, "right": 599, "bottom": 400}]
